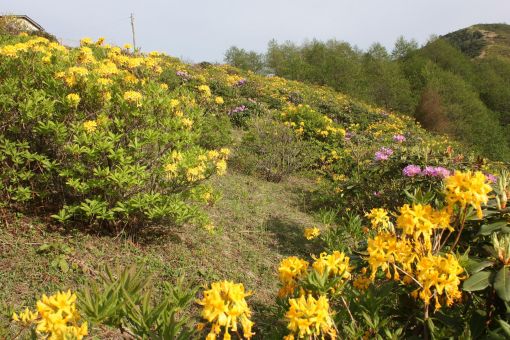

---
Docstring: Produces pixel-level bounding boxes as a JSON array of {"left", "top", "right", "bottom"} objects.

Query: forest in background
[{"left": 225, "top": 24, "right": 510, "bottom": 161}]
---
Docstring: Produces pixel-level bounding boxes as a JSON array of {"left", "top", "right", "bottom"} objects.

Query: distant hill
[{"left": 443, "top": 23, "right": 510, "bottom": 58}]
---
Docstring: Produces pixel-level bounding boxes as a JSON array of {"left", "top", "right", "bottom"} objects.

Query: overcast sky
[{"left": 4, "top": 0, "right": 510, "bottom": 62}]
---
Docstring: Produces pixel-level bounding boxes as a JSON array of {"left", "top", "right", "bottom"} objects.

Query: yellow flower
[
  {"left": 169, "top": 98, "right": 180, "bottom": 108},
  {"left": 123, "top": 43, "right": 133, "bottom": 50},
  {"left": 96, "top": 37, "right": 105, "bottom": 46},
  {"left": 97, "top": 77, "right": 113, "bottom": 86},
  {"left": 181, "top": 118, "right": 193, "bottom": 129},
  {"left": 102, "top": 91, "right": 112, "bottom": 102},
  {"left": 66, "top": 93, "right": 81, "bottom": 108},
  {"left": 215, "top": 96, "right": 224, "bottom": 105},
  {"left": 312, "top": 251, "right": 351, "bottom": 280},
  {"left": 12, "top": 308, "right": 38, "bottom": 325},
  {"left": 216, "top": 159, "right": 227, "bottom": 176},
  {"left": 365, "top": 208, "right": 390, "bottom": 230},
  {"left": 415, "top": 254, "right": 464, "bottom": 309},
  {"left": 96, "top": 61, "right": 119, "bottom": 77},
  {"left": 83, "top": 120, "right": 97, "bottom": 133},
  {"left": 304, "top": 227, "right": 320, "bottom": 240},
  {"left": 123, "top": 90, "right": 143, "bottom": 106},
  {"left": 219, "top": 148, "right": 231, "bottom": 157},
  {"left": 79, "top": 37, "right": 93, "bottom": 46},
  {"left": 198, "top": 84, "right": 212, "bottom": 97},
  {"left": 278, "top": 257, "right": 308, "bottom": 297},
  {"left": 444, "top": 171, "right": 492, "bottom": 218},
  {"left": 42, "top": 53, "right": 52, "bottom": 63},
  {"left": 366, "top": 232, "right": 414, "bottom": 280},
  {"left": 285, "top": 295, "right": 336, "bottom": 339},
  {"left": 396, "top": 204, "right": 451, "bottom": 251},
  {"left": 186, "top": 165, "right": 206, "bottom": 182},
  {"left": 160, "top": 83, "right": 169, "bottom": 90},
  {"left": 197, "top": 280, "right": 254, "bottom": 339},
  {"left": 11, "top": 290, "right": 89, "bottom": 340}
]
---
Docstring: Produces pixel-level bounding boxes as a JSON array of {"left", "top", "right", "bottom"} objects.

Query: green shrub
[
  {"left": 233, "top": 116, "right": 319, "bottom": 182},
  {"left": 198, "top": 114, "right": 233, "bottom": 149},
  {"left": 79, "top": 266, "right": 196, "bottom": 339}
]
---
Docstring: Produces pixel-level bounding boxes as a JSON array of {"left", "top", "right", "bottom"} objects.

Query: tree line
[{"left": 224, "top": 32, "right": 510, "bottom": 161}]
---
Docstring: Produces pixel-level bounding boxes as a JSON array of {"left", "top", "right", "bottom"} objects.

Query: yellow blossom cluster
[
  {"left": 365, "top": 208, "right": 391, "bottom": 231},
  {"left": 198, "top": 84, "right": 212, "bottom": 97},
  {"left": 364, "top": 171, "right": 484, "bottom": 310},
  {"left": 163, "top": 148, "right": 230, "bottom": 182},
  {"left": 445, "top": 170, "right": 493, "bottom": 218},
  {"left": 83, "top": 120, "right": 97, "bottom": 133},
  {"left": 304, "top": 227, "right": 320, "bottom": 240},
  {"left": 280, "top": 104, "right": 346, "bottom": 141},
  {"left": 312, "top": 251, "right": 351, "bottom": 280},
  {"left": 414, "top": 254, "right": 464, "bottom": 309},
  {"left": 123, "top": 90, "right": 143, "bottom": 106},
  {"left": 226, "top": 74, "right": 245, "bottom": 86},
  {"left": 278, "top": 256, "right": 309, "bottom": 297},
  {"left": 65, "top": 93, "right": 81, "bottom": 108},
  {"left": 197, "top": 280, "right": 254, "bottom": 340},
  {"left": 396, "top": 204, "right": 452, "bottom": 250},
  {"left": 284, "top": 294, "right": 336, "bottom": 339},
  {"left": 12, "top": 290, "right": 88, "bottom": 339},
  {"left": 56, "top": 66, "right": 89, "bottom": 87}
]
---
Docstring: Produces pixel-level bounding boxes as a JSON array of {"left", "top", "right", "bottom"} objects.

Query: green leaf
[
  {"left": 495, "top": 266, "right": 510, "bottom": 301},
  {"left": 497, "top": 319, "right": 510, "bottom": 337},
  {"left": 463, "top": 271, "right": 493, "bottom": 291},
  {"left": 479, "top": 221, "right": 509, "bottom": 235},
  {"left": 465, "top": 259, "right": 495, "bottom": 274}
]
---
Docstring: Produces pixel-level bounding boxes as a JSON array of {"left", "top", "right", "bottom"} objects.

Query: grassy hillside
[
  {"left": 226, "top": 25, "right": 510, "bottom": 162},
  {"left": 0, "top": 32, "right": 509, "bottom": 339},
  {"left": 443, "top": 23, "right": 510, "bottom": 59}
]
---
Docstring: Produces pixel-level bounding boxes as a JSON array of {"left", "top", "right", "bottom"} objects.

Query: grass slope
[
  {"left": 1, "top": 171, "right": 323, "bottom": 336},
  {"left": 443, "top": 23, "right": 510, "bottom": 59}
]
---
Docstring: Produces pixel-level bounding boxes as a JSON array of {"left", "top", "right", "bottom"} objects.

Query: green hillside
[
  {"left": 226, "top": 24, "right": 510, "bottom": 163},
  {"left": 443, "top": 23, "right": 510, "bottom": 59},
  {"left": 0, "top": 29, "right": 509, "bottom": 339}
]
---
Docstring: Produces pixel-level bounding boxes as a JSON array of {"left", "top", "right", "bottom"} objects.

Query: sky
[{"left": 3, "top": 0, "right": 510, "bottom": 62}]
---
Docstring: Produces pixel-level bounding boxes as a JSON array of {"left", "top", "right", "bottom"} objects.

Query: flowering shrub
[{"left": 0, "top": 35, "right": 230, "bottom": 229}]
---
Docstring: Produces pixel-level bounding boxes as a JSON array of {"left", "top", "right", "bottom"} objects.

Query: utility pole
[{"left": 130, "top": 13, "right": 136, "bottom": 52}]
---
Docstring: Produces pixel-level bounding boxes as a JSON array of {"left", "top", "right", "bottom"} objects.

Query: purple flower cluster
[
  {"left": 229, "top": 105, "right": 247, "bottom": 115},
  {"left": 393, "top": 134, "right": 406, "bottom": 143},
  {"left": 422, "top": 166, "right": 451, "bottom": 178},
  {"left": 235, "top": 78, "right": 247, "bottom": 87},
  {"left": 402, "top": 165, "right": 422, "bottom": 177},
  {"left": 485, "top": 173, "right": 498, "bottom": 183},
  {"left": 374, "top": 147, "right": 393, "bottom": 161},
  {"left": 402, "top": 165, "right": 451, "bottom": 178},
  {"left": 176, "top": 70, "right": 191, "bottom": 81}
]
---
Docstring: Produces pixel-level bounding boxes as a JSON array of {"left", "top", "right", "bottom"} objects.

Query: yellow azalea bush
[
  {"left": 0, "top": 34, "right": 232, "bottom": 229},
  {"left": 365, "top": 171, "right": 491, "bottom": 313}
]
